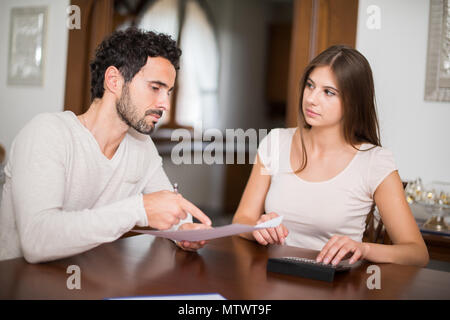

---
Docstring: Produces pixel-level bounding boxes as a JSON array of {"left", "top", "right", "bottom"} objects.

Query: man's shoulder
[
  {"left": 7, "top": 112, "right": 74, "bottom": 168},
  {"left": 15, "top": 112, "right": 73, "bottom": 145},
  {"left": 22, "top": 111, "right": 72, "bottom": 132}
]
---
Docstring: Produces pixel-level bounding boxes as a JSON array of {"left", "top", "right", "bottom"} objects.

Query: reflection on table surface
[{"left": 1, "top": 235, "right": 450, "bottom": 300}]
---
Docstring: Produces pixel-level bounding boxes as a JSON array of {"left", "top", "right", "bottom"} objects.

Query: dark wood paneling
[
  {"left": 64, "top": 0, "right": 114, "bottom": 115},
  {"left": 286, "top": 0, "right": 359, "bottom": 127},
  {"left": 266, "top": 23, "right": 292, "bottom": 118},
  {"left": 286, "top": 0, "right": 314, "bottom": 128}
]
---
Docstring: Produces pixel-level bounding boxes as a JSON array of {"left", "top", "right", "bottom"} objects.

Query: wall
[
  {"left": 356, "top": 0, "right": 450, "bottom": 183},
  {"left": 0, "top": 0, "right": 69, "bottom": 153}
]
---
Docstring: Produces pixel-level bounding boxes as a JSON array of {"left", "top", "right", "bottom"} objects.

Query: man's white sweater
[{"left": 0, "top": 111, "right": 189, "bottom": 263}]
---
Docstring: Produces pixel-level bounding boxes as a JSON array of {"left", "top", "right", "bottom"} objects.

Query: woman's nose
[{"left": 306, "top": 88, "right": 319, "bottom": 104}]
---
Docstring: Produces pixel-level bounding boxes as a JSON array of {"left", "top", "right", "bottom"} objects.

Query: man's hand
[
  {"left": 142, "top": 191, "right": 211, "bottom": 230},
  {"left": 175, "top": 223, "right": 212, "bottom": 252}
]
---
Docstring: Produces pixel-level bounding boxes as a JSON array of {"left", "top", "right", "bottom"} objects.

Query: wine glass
[
  {"left": 420, "top": 181, "right": 450, "bottom": 231},
  {"left": 405, "top": 180, "right": 416, "bottom": 204}
]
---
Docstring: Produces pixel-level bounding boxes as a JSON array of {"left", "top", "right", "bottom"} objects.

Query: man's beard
[{"left": 116, "top": 85, "right": 163, "bottom": 135}]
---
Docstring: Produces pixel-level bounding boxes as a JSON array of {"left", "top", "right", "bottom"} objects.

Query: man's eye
[{"left": 151, "top": 86, "right": 160, "bottom": 91}]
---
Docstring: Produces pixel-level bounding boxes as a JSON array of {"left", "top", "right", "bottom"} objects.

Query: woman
[{"left": 232, "top": 45, "right": 429, "bottom": 267}]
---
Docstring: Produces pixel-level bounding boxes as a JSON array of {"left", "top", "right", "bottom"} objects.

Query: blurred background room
[{"left": 0, "top": 0, "right": 449, "bottom": 269}]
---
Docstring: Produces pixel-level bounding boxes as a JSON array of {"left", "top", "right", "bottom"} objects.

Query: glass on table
[
  {"left": 405, "top": 178, "right": 423, "bottom": 204},
  {"left": 438, "top": 190, "right": 449, "bottom": 206},
  {"left": 420, "top": 181, "right": 450, "bottom": 232},
  {"left": 405, "top": 180, "right": 416, "bottom": 204},
  {"left": 414, "top": 178, "right": 424, "bottom": 201}
]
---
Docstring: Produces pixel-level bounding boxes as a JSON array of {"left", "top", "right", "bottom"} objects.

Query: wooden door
[
  {"left": 64, "top": 0, "right": 114, "bottom": 115},
  {"left": 285, "top": 0, "right": 359, "bottom": 128}
]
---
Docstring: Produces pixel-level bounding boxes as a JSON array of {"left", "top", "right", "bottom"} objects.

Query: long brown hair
[{"left": 295, "top": 45, "right": 380, "bottom": 173}]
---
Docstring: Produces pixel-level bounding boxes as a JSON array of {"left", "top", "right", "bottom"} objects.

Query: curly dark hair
[{"left": 90, "top": 27, "right": 182, "bottom": 101}]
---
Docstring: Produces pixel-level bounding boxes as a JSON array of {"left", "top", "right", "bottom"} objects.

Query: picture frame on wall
[
  {"left": 425, "top": 0, "right": 450, "bottom": 102},
  {"left": 7, "top": 6, "right": 47, "bottom": 86}
]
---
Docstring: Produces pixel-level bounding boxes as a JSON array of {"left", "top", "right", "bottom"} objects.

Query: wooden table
[{"left": 1, "top": 235, "right": 449, "bottom": 300}]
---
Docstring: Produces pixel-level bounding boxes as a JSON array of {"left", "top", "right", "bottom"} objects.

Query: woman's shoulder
[
  {"left": 274, "top": 127, "right": 297, "bottom": 135},
  {"left": 264, "top": 127, "right": 297, "bottom": 140},
  {"left": 259, "top": 127, "right": 296, "bottom": 150},
  {"left": 257, "top": 128, "right": 296, "bottom": 174},
  {"left": 356, "top": 143, "right": 397, "bottom": 179},
  {"left": 356, "top": 144, "right": 397, "bottom": 196},
  {"left": 358, "top": 143, "right": 395, "bottom": 162}
]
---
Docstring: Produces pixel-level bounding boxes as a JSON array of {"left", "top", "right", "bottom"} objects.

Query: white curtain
[
  {"left": 175, "top": 0, "right": 219, "bottom": 129},
  {"left": 137, "top": 0, "right": 180, "bottom": 40},
  {"left": 137, "top": 0, "right": 219, "bottom": 129},
  {"left": 137, "top": 0, "right": 180, "bottom": 127}
]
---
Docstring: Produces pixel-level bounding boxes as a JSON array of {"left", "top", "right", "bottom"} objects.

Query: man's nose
[{"left": 156, "top": 93, "right": 171, "bottom": 111}]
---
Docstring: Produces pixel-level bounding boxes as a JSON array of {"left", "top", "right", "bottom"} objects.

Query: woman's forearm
[
  {"left": 363, "top": 242, "right": 429, "bottom": 267},
  {"left": 232, "top": 214, "right": 258, "bottom": 242}
]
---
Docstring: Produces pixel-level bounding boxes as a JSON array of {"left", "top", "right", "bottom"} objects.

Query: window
[{"left": 136, "top": 0, "right": 220, "bottom": 130}]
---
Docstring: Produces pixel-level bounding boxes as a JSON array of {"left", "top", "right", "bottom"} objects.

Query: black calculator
[{"left": 267, "top": 256, "right": 362, "bottom": 282}]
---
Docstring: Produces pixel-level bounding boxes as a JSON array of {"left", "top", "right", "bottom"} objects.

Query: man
[{"left": 0, "top": 28, "right": 211, "bottom": 263}]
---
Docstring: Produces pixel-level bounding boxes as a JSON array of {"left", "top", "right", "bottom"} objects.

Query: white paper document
[
  {"left": 131, "top": 216, "right": 283, "bottom": 242},
  {"left": 109, "top": 293, "right": 226, "bottom": 300}
]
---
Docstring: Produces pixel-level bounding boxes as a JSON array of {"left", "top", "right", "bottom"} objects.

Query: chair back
[{"left": 363, "top": 181, "right": 408, "bottom": 244}]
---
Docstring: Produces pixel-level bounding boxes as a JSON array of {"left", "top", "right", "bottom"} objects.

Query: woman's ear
[{"left": 103, "top": 66, "right": 124, "bottom": 98}]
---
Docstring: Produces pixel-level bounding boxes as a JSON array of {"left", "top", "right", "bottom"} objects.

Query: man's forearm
[{"left": 17, "top": 194, "right": 146, "bottom": 263}]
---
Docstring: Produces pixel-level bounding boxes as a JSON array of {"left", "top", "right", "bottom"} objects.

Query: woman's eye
[
  {"left": 325, "top": 89, "right": 335, "bottom": 96},
  {"left": 306, "top": 82, "right": 314, "bottom": 89}
]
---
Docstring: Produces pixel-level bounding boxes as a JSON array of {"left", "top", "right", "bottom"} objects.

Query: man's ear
[{"left": 103, "top": 66, "right": 124, "bottom": 97}]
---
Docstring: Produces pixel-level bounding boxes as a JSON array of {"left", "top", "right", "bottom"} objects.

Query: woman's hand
[
  {"left": 252, "top": 212, "right": 289, "bottom": 246},
  {"left": 175, "top": 223, "right": 212, "bottom": 252},
  {"left": 316, "top": 235, "right": 370, "bottom": 265}
]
